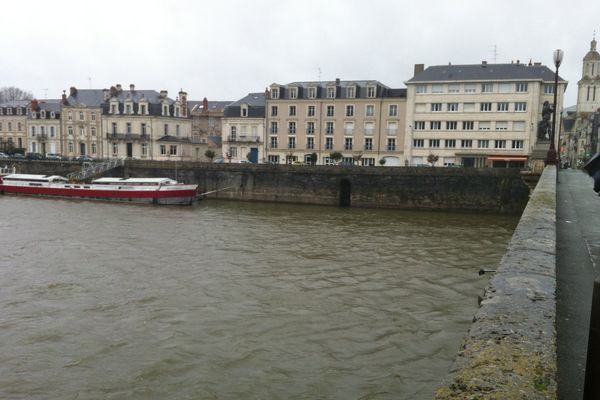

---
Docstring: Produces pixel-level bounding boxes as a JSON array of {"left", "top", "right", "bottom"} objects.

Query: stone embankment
[{"left": 436, "top": 166, "right": 557, "bottom": 399}]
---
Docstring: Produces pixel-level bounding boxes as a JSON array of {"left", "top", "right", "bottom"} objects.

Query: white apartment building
[
  {"left": 404, "top": 61, "right": 567, "bottom": 168},
  {"left": 222, "top": 93, "right": 265, "bottom": 163}
]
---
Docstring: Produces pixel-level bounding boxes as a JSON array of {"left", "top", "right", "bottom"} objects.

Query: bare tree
[{"left": 0, "top": 87, "right": 34, "bottom": 103}]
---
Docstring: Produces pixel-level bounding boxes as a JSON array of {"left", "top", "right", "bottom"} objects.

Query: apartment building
[
  {"left": 222, "top": 93, "right": 265, "bottom": 163},
  {"left": 27, "top": 99, "right": 61, "bottom": 155},
  {"left": 188, "top": 98, "right": 231, "bottom": 161},
  {"left": 0, "top": 101, "right": 28, "bottom": 153},
  {"left": 404, "top": 61, "right": 567, "bottom": 167},
  {"left": 266, "top": 79, "right": 406, "bottom": 165},
  {"left": 60, "top": 87, "right": 104, "bottom": 159}
]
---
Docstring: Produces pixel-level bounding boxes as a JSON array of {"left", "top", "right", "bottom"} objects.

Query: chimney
[
  {"left": 202, "top": 97, "right": 209, "bottom": 113},
  {"left": 31, "top": 99, "right": 39, "bottom": 112},
  {"left": 414, "top": 64, "right": 425, "bottom": 75},
  {"left": 116, "top": 84, "right": 122, "bottom": 93},
  {"left": 129, "top": 84, "right": 135, "bottom": 92},
  {"left": 61, "top": 91, "right": 69, "bottom": 105},
  {"left": 482, "top": 61, "right": 488, "bottom": 67},
  {"left": 160, "top": 90, "right": 168, "bottom": 98},
  {"left": 69, "top": 86, "right": 78, "bottom": 97},
  {"left": 179, "top": 89, "right": 188, "bottom": 117},
  {"left": 103, "top": 89, "right": 110, "bottom": 101},
  {"left": 335, "top": 78, "right": 341, "bottom": 85}
]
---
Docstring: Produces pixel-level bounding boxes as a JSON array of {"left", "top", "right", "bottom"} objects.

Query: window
[
  {"left": 344, "top": 137, "right": 353, "bottom": 150},
  {"left": 288, "top": 136, "right": 296, "bottom": 149},
  {"left": 114, "top": 142, "right": 120, "bottom": 155},
  {"left": 91, "top": 143, "right": 97, "bottom": 155},
  {"left": 463, "top": 121, "right": 474, "bottom": 130},
  {"left": 364, "top": 138, "right": 373, "bottom": 150},
  {"left": 271, "top": 106, "right": 278, "bottom": 116},
  {"left": 326, "top": 105, "right": 335, "bottom": 117},
  {"left": 325, "top": 137, "right": 333, "bottom": 150},
  {"left": 164, "top": 124, "right": 169, "bottom": 135},
  {"left": 512, "top": 140, "right": 524, "bottom": 149},
  {"left": 413, "top": 139, "right": 424, "bottom": 148},
  {"left": 307, "top": 137, "right": 314, "bottom": 149},
  {"left": 414, "top": 121, "right": 426, "bottom": 130},
  {"left": 268, "top": 155, "right": 280, "bottom": 163},
  {"left": 69, "top": 142, "right": 75, "bottom": 153},
  {"left": 307, "top": 122, "right": 315, "bottom": 135},
  {"left": 431, "top": 103, "right": 442, "bottom": 112},
  {"left": 271, "top": 88, "right": 279, "bottom": 99},
  {"left": 364, "top": 122, "right": 374, "bottom": 136},
  {"left": 448, "top": 84, "right": 460, "bottom": 93},
  {"left": 478, "top": 140, "right": 489, "bottom": 148},
  {"left": 346, "top": 86, "right": 355, "bottom": 98},
  {"left": 432, "top": 84, "right": 443, "bottom": 93},
  {"left": 141, "top": 143, "right": 147, "bottom": 156},
  {"left": 464, "top": 84, "right": 476, "bottom": 93},
  {"left": 31, "top": 126, "right": 36, "bottom": 136},
  {"left": 494, "top": 140, "right": 506, "bottom": 149},
  {"left": 40, "top": 126, "right": 45, "bottom": 135},
  {"left": 91, "top": 112, "right": 96, "bottom": 121},
  {"left": 68, "top": 111, "right": 72, "bottom": 120},
  {"left": 498, "top": 83, "right": 511, "bottom": 93},
  {"left": 514, "top": 102, "right": 527, "bottom": 112},
  {"left": 344, "top": 122, "right": 354, "bottom": 135},
  {"left": 176, "top": 125, "right": 180, "bottom": 136},
  {"left": 91, "top": 127, "right": 96, "bottom": 136},
  {"left": 361, "top": 158, "right": 375, "bottom": 166},
  {"left": 270, "top": 122, "right": 278, "bottom": 134},
  {"left": 289, "top": 88, "right": 298, "bottom": 99},
  {"left": 169, "top": 145, "right": 177, "bottom": 155},
  {"left": 228, "top": 147, "right": 237, "bottom": 157},
  {"left": 367, "top": 86, "right": 376, "bottom": 98},
  {"left": 495, "top": 121, "right": 508, "bottom": 130},
  {"left": 17, "top": 122, "right": 22, "bottom": 131},
  {"left": 461, "top": 139, "right": 473, "bottom": 148},
  {"left": 326, "top": 122, "right": 334, "bottom": 134},
  {"left": 366, "top": 104, "right": 375, "bottom": 117},
  {"left": 50, "top": 126, "right": 55, "bottom": 137},
  {"left": 480, "top": 102, "right": 492, "bottom": 111},
  {"left": 141, "top": 123, "right": 147, "bottom": 136},
  {"left": 270, "top": 136, "right": 278, "bottom": 149},
  {"left": 389, "top": 104, "right": 398, "bottom": 116},
  {"left": 387, "top": 138, "right": 396, "bottom": 151},
  {"left": 481, "top": 82, "right": 493, "bottom": 93},
  {"left": 125, "top": 104, "right": 132, "bottom": 115},
  {"left": 68, "top": 126, "right": 74, "bottom": 136},
  {"left": 162, "top": 105, "right": 169, "bottom": 116},
  {"left": 288, "top": 122, "right": 296, "bottom": 134},
  {"left": 230, "top": 126, "right": 236, "bottom": 138},
  {"left": 516, "top": 83, "right": 528, "bottom": 92},
  {"left": 126, "top": 122, "right": 132, "bottom": 134},
  {"left": 447, "top": 121, "right": 458, "bottom": 130},
  {"left": 416, "top": 85, "right": 427, "bottom": 94},
  {"left": 497, "top": 102, "right": 509, "bottom": 111},
  {"left": 307, "top": 105, "right": 315, "bottom": 117},
  {"left": 544, "top": 84, "right": 555, "bottom": 94},
  {"left": 463, "top": 103, "right": 475, "bottom": 112},
  {"left": 289, "top": 105, "right": 296, "bottom": 116},
  {"left": 478, "top": 121, "right": 491, "bottom": 130},
  {"left": 431, "top": 121, "right": 442, "bottom": 130},
  {"left": 140, "top": 105, "right": 146, "bottom": 115},
  {"left": 513, "top": 121, "right": 526, "bottom": 131},
  {"left": 445, "top": 139, "right": 456, "bottom": 148},
  {"left": 327, "top": 87, "right": 336, "bottom": 98},
  {"left": 307, "top": 87, "right": 316, "bottom": 99},
  {"left": 241, "top": 106, "right": 248, "bottom": 117},
  {"left": 346, "top": 105, "right": 354, "bottom": 117},
  {"left": 430, "top": 139, "right": 440, "bottom": 148},
  {"left": 387, "top": 122, "right": 398, "bottom": 135},
  {"left": 447, "top": 103, "right": 459, "bottom": 112}
]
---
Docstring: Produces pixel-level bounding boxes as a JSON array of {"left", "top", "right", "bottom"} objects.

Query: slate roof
[
  {"left": 271, "top": 80, "right": 406, "bottom": 100},
  {"left": 64, "top": 89, "right": 105, "bottom": 107},
  {"left": 156, "top": 135, "right": 192, "bottom": 143},
  {"left": 224, "top": 93, "right": 266, "bottom": 118},
  {"left": 407, "top": 63, "right": 566, "bottom": 83},
  {"left": 189, "top": 100, "right": 233, "bottom": 113}
]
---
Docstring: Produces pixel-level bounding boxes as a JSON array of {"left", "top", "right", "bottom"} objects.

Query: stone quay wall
[
  {"left": 6, "top": 160, "right": 531, "bottom": 214},
  {"left": 118, "top": 161, "right": 530, "bottom": 214},
  {"left": 436, "top": 166, "right": 557, "bottom": 399}
]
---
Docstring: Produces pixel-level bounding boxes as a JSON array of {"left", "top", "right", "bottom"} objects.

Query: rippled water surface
[{"left": 0, "top": 196, "right": 518, "bottom": 399}]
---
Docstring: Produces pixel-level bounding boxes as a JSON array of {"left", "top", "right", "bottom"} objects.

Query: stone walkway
[{"left": 556, "top": 168, "right": 600, "bottom": 399}]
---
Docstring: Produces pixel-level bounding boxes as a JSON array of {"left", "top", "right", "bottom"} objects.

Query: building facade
[
  {"left": 60, "top": 87, "right": 104, "bottom": 159},
  {"left": 0, "top": 101, "right": 28, "bottom": 153},
  {"left": 189, "top": 98, "right": 231, "bottom": 161},
  {"left": 404, "top": 61, "right": 567, "bottom": 168},
  {"left": 27, "top": 99, "right": 61, "bottom": 155},
  {"left": 265, "top": 79, "right": 406, "bottom": 165},
  {"left": 222, "top": 93, "right": 265, "bottom": 163}
]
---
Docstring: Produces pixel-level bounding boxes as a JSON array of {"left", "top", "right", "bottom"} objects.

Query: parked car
[
  {"left": 212, "top": 157, "right": 225, "bottom": 163},
  {"left": 238, "top": 160, "right": 252, "bottom": 164},
  {"left": 10, "top": 153, "right": 25, "bottom": 159},
  {"left": 75, "top": 155, "right": 94, "bottom": 163},
  {"left": 45, "top": 153, "right": 64, "bottom": 161},
  {"left": 25, "top": 152, "right": 45, "bottom": 160},
  {"left": 0, "top": 152, "right": 9, "bottom": 159}
]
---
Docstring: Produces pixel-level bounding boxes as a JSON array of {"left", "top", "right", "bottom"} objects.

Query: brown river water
[{"left": 0, "top": 196, "right": 518, "bottom": 399}]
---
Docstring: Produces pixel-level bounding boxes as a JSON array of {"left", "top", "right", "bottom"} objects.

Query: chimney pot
[
  {"left": 414, "top": 64, "right": 425, "bottom": 75},
  {"left": 130, "top": 84, "right": 135, "bottom": 91}
]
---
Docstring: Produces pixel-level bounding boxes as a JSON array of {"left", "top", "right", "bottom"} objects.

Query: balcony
[
  {"left": 106, "top": 132, "right": 149, "bottom": 141},
  {"left": 227, "top": 135, "right": 261, "bottom": 143}
]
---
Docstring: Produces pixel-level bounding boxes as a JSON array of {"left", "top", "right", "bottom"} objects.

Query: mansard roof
[
  {"left": 407, "top": 63, "right": 566, "bottom": 83},
  {"left": 270, "top": 79, "right": 406, "bottom": 99},
  {"left": 188, "top": 100, "right": 233, "bottom": 113},
  {"left": 224, "top": 93, "right": 265, "bottom": 118},
  {"left": 65, "top": 89, "right": 105, "bottom": 107}
]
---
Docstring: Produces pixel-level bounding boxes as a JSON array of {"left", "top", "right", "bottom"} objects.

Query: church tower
[{"left": 577, "top": 36, "right": 600, "bottom": 113}]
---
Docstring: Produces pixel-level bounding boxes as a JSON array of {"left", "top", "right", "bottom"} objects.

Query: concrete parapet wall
[{"left": 436, "top": 166, "right": 557, "bottom": 399}]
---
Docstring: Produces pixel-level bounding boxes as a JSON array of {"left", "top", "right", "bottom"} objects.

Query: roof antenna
[
  {"left": 317, "top": 67, "right": 322, "bottom": 82},
  {"left": 489, "top": 44, "right": 498, "bottom": 64}
]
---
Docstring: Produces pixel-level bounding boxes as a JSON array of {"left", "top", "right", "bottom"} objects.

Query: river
[{"left": 0, "top": 196, "right": 518, "bottom": 399}]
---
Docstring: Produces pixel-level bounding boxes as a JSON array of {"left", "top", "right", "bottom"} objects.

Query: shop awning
[{"left": 487, "top": 156, "right": 528, "bottom": 162}]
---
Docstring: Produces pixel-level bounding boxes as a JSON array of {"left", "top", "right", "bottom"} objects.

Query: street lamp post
[{"left": 546, "top": 48, "right": 564, "bottom": 165}]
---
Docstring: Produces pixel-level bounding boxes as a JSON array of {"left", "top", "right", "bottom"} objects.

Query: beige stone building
[
  {"left": 189, "top": 98, "right": 231, "bottom": 161},
  {"left": 266, "top": 79, "right": 406, "bottom": 165},
  {"left": 60, "top": 88, "right": 104, "bottom": 159},
  {"left": 404, "top": 61, "right": 567, "bottom": 168},
  {"left": 0, "top": 101, "right": 28, "bottom": 153},
  {"left": 222, "top": 93, "right": 265, "bottom": 163},
  {"left": 27, "top": 99, "right": 62, "bottom": 155}
]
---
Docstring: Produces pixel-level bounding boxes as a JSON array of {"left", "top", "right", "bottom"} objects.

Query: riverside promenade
[{"left": 557, "top": 168, "right": 600, "bottom": 399}]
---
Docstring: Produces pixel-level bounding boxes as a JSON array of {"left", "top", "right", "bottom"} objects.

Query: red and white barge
[{"left": 0, "top": 174, "right": 199, "bottom": 205}]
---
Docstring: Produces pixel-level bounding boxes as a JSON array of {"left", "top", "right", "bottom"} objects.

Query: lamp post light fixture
[{"left": 546, "top": 48, "right": 564, "bottom": 165}]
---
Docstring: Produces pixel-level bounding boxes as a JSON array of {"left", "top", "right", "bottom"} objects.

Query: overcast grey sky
[{"left": 2, "top": 0, "right": 598, "bottom": 106}]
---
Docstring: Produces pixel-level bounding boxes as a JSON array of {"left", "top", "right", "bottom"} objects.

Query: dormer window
[
  {"left": 271, "top": 87, "right": 280, "bottom": 99},
  {"left": 41, "top": 110, "right": 46, "bottom": 119},
  {"left": 140, "top": 104, "right": 147, "bottom": 115},
  {"left": 125, "top": 104, "right": 132, "bottom": 115},
  {"left": 162, "top": 103, "right": 169, "bottom": 116},
  {"left": 26, "top": 107, "right": 31, "bottom": 115},
  {"left": 346, "top": 86, "right": 356, "bottom": 98},
  {"left": 50, "top": 111, "right": 55, "bottom": 118},
  {"left": 79, "top": 111, "right": 84, "bottom": 120},
  {"left": 327, "top": 86, "right": 336, "bottom": 99},
  {"left": 16, "top": 108, "right": 22, "bottom": 115},
  {"left": 241, "top": 105, "right": 248, "bottom": 117},
  {"left": 174, "top": 105, "right": 180, "bottom": 117},
  {"left": 367, "top": 86, "right": 376, "bottom": 98},
  {"left": 7, "top": 108, "right": 12, "bottom": 115},
  {"left": 110, "top": 101, "right": 119, "bottom": 114},
  {"left": 31, "top": 112, "right": 37, "bottom": 119},
  {"left": 308, "top": 86, "right": 317, "bottom": 99},
  {"left": 289, "top": 87, "right": 298, "bottom": 99}
]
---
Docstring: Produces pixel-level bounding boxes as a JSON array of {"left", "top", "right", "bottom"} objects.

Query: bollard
[{"left": 584, "top": 277, "right": 600, "bottom": 399}]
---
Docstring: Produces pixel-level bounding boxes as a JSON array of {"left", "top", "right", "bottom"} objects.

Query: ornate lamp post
[{"left": 546, "top": 49, "right": 564, "bottom": 165}]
